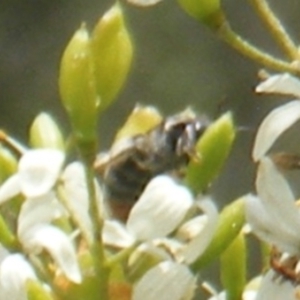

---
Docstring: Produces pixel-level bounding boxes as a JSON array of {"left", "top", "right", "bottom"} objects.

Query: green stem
[
  {"left": 85, "top": 163, "right": 110, "bottom": 300},
  {"left": 28, "top": 255, "right": 62, "bottom": 299},
  {"left": 249, "top": 0, "right": 299, "bottom": 60},
  {"left": 217, "top": 22, "right": 300, "bottom": 76},
  {"left": 79, "top": 138, "right": 110, "bottom": 300},
  {"left": 106, "top": 244, "right": 136, "bottom": 268}
]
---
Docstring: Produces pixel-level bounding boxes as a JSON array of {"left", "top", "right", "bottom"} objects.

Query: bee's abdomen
[{"left": 103, "top": 151, "right": 152, "bottom": 204}]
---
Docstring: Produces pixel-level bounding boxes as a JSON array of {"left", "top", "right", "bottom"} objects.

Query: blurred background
[
  {"left": 1, "top": 0, "right": 300, "bottom": 291},
  {"left": 1, "top": 0, "right": 300, "bottom": 210}
]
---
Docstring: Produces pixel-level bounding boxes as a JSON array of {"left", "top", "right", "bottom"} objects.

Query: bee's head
[{"left": 163, "top": 110, "right": 209, "bottom": 157}]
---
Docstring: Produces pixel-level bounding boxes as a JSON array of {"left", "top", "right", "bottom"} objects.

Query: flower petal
[
  {"left": 62, "top": 162, "right": 107, "bottom": 242},
  {"left": 0, "top": 174, "right": 21, "bottom": 204},
  {"left": 253, "top": 101, "right": 300, "bottom": 161},
  {"left": 0, "top": 254, "right": 36, "bottom": 300},
  {"left": 18, "top": 149, "right": 65, "bottom": 197},
  {"left": 126, "top": 0, "right": 164, "bottom": 7},
  {"left": 23, "top": 224, "right": 81, "bottom": 283},
  {"left": 181, "top": 198, "right": 218, "bottom": 263},
  {"left": 102, "top": 220, "right": 135, "bottom": 248},
  {"left": 127, "top": 175, "right": 193, "bottom": 241},
  {"left": 245, "top": 194, "right": 300, "bottom": 254},
  {"left": 133, "top": 261, "right": 196, "bottom": 300},
  {"left": 61, "top": 162, "right": 93, "bottom": 240},
  {"left": 18, "top": 192, "right": 67, "bottom": 239},
  {"left": 256, "top": 157, "right": 300, "bottom": 245},
  {"left": 255, "top": 270, "right": 298, "bottom": 300},
  {"left": 256, "top": 73, "right": 300, "bottom": 97}
]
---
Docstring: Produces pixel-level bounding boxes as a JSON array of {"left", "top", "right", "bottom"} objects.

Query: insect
[{"left": 94, "top": 107, "right": 209, "bottom": 220}]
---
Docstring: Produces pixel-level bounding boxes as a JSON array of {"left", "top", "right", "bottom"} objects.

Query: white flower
[
  {"left": 103, "top": 175, "right": 194, "bottom": 247},
  {"left": 61, "top": 162, "right": 106, "bottom": 244},
  {"left": 256, "top": 73, "right": 300, "bottom": 97},
  {"left": 246, "top": 157, "right": 300, "bottom": 255},
  {"left": 132, "top": 261, "right": 196, "bottom": 300},
  {"left": 253, "top": 73, "right": 300, "bottom": 161},
  {"left": 126, "top": 0, "right": 164, "bottom": 7},
  {"left": 0, "top": 149, "right": 83, "bottom": 295},
  {"left": 0, "top": 254, "right": 37, "bottom": 300},
  {"left": 126, "top": 175, "right": 194, "bottom": 241},
  {"left": 103, "top": 175, "right": 218, "bottom": 267},
  {"left": 179, "top": 198, "right": 218, "bottom": 264},
  {"left": 11, "top": 191, "right": 81, "bottom": 285},
  {"left": 246, "top": 157, "right": 300, "bottom": 299},
  {"left": 252, "top": 101, "right": 300, "bottom": 161},
  {"left": 254, "top": 270, "right": 300, "bottom": 300},
  {"left": 0, "top": 149, "right": 65, "bottom": 202}
]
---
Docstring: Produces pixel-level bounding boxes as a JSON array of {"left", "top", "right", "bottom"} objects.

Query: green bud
[
  {"left": 0, "top": 214, "right": 17, "bottom": 249},
  {"left": 191, "top": 197, "right": 245, "bottom": 270},
  {"left": 113, "top": 105, "right": 162, "bottom": 143},
  {"left": 0, "top": 146, "right": 17, "bottom": 183},
  {"left": 29, "top": 113, "right": 64, "bottom": 150},
  {"left": 26, "top": 279, "right": 53, "bottom": 300},
  {"left": 59, "top": 24, "right": 99, "bottom": 141},
  {"left": 177, "top": 0, "right": 225, "bottom": 28},
  {"left": 185, "top": 112, "right": 236, "bottom": 194},
  {"left": 91, "top": 3, "right": 133, "bottom": 109},
  {"left": 221, "top": 232, "right": 246, "bottom": 300}
]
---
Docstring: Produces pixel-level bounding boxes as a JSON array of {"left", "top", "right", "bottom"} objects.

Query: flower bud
[
  {"left": 221, "top": 232, "right": 246, "bottom": 300},
  {"left": 59, "top": 25, "right": 99, "bottom": 141},
  {"left": 185, "top": 112, "right": 236, "bottom": 194},
  {"left": 91, "top": 4, "right": 133, "bottom": 109},
  {"left": 178, "top": 0, "right": 225, "bottom": 28},
  {"left": 113, "top": 105, "right": 162, "bottom": 143},
  {"left": 0, "top": 146, "right": 17, "bottom": 183},
  {"left": 0, "top": 214, "right": 17, "bottom": 249},
  {"left": 26, "top": 279, "right": 53, "bottom": 300},
  {"left": 29, "top": 113, "right": 64, "bottom": 150},
  {"left": 192, "top": 197, "right": 245, "bottom": 270}
]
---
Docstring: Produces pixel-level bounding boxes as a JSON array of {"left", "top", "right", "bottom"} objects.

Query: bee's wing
[{"left": 94, "top": 137, "right": 137, "bottom": 174}]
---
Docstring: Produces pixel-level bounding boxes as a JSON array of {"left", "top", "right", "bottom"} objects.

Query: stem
[
  {"left": 217, "top": 22, "right": 300, "bottom": 76},
  {"left": 79, "top": 138, "right": 110, "bottom": 300},
  {"left": 249, "top": 0, "right": 299, "bottom": 60},
  {"left": 28, "top": 254, "right": 63, "bottom": 299},
  {"left": 106, "top": 244, "right": 136, "bottom": 268},
  {"left": 85, "top": 163, "right": 110, "bottom": 300},
  {"left": 0, "top": 130, "right": 27, "bottom": 156}
]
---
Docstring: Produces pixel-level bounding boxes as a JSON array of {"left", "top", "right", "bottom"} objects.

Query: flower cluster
[
  {"left": 245, "top": 73, "right": 300, "bottom": 299},
  {"left": 0, "top": 149, "right": 84, "bottom": 298},
  {"left": 0, "top": 143, "right": 221, "bottom": 300}
]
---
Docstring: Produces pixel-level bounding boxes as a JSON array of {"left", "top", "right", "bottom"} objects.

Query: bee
[{"left": 94, "top": 107, "right": 209, "bottom": 220}]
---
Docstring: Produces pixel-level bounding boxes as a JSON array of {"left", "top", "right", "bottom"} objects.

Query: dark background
[{"left": 1, "top": 0, "right": 300, "bottom": 291}]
